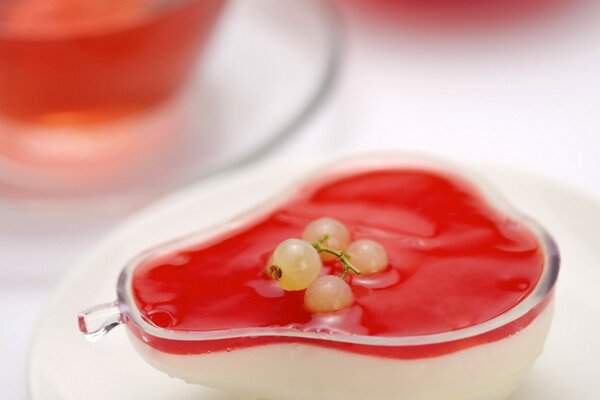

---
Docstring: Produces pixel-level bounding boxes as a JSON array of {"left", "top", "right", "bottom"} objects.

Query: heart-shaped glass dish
[{"left": 78, "top": 155, "right": 559, "bottom": 400}]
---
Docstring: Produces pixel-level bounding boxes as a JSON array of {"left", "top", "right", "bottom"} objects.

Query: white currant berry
[
  {"left": 346, "top": 239, "right": 388, "bottom": 275},
  {"left": 304, "top": 275, "right": 354, "bottom": 313},
  {"left": 302, "top": 217, "right": 350, "bottom": 262},
  {"left": 268, "top": 239, "right": 322, "bottom": 291}
]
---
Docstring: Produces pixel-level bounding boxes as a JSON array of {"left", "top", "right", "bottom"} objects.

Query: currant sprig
[
  {"left": 310, "top": 234, "right": 361, "bottom": 279},
  {"left": 266, "top": 217, "right": 389, "bottom": 313}
]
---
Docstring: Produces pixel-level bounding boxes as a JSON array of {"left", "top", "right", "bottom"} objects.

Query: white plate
[{"left": 28, "top": 156, "right": 600, "bottom": 400}]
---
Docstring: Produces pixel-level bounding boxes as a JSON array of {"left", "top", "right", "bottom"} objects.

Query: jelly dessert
[{"left": 78, "top": 156, "right": 559, "bottom": 400}]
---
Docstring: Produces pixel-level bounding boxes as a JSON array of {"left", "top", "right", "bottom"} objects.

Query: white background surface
[{"left": 2, "top": 2, "right": 600, "bottom": 399}]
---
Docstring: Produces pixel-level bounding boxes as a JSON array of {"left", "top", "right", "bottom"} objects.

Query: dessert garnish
[{"left": 267, "top": 217, "right": 389, "bottom": 313}]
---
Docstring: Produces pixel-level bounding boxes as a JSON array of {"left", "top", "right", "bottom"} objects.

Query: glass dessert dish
[{"left": 78, "top": 155, "right": 559, "bottom": 400}]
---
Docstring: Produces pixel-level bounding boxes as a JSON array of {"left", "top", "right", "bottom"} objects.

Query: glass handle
[{"left": 77, "top": 301, "right": 123, "bottom": 342}]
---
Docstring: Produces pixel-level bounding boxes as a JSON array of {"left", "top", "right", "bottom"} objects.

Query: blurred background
[{"left": 1, "top": 0, "right": 599, "bottom": 398}]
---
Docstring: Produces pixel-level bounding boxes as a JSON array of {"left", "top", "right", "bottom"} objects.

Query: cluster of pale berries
[{"left": 266, "top": 217, "right": 388, "bottom": 313}]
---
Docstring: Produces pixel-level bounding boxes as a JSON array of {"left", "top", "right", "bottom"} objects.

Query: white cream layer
[{"left": 131, "top": 304, "right": 553, "bottom": 400}]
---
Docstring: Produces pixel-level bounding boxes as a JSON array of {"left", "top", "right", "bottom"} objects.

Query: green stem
[{"left": 311, "top": 235, "right": 361, "bottom": 280}]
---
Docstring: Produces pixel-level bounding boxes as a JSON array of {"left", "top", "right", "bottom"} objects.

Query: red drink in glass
[{"left": 0, "top": 0, "right": 225, "bottom": 189}]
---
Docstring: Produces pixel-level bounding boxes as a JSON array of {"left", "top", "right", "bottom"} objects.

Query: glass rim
[{"left": 115, "top": 153, "right": 560, "bottom": 348}]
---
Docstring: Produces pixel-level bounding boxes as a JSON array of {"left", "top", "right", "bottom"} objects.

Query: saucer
[{"left": 0, "top": 0, "right": 339, "bottom": 213}]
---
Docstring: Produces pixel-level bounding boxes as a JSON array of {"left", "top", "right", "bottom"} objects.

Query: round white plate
[{"left": 28, "top": 156, "right": 600, "bottom": 400}]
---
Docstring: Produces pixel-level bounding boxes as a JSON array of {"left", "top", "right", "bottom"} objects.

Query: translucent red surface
[
  {"left": 0, "top": 0, "right": 224, "bottom": 124},
  {"left": 132, "top": 167, "right": 547, "bottom": 357}
]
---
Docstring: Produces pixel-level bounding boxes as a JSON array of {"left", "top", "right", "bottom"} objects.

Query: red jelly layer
[{"left": 131, "top": 167, "right": 547, "bottom": 357}]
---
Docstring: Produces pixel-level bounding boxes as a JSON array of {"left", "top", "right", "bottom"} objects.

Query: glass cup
[{"left": 0, "top": 0, "right": 226, "bottom": 191}]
